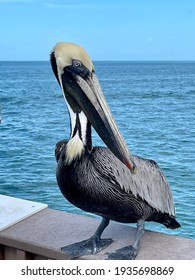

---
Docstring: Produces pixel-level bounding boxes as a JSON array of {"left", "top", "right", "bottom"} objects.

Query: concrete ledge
[{"left": 0, "top": 207, "right": 195, "bottom": 260}]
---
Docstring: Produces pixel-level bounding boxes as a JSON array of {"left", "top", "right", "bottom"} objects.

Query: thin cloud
[
  {"left": 42, "top": 1, "right": 116, "bottom": 10},
  {"left": 0, "top": 0, "right": 119, "bottom": 10},
  {"left": 0, "top": 0, "right": 33, "bottom": 3}
]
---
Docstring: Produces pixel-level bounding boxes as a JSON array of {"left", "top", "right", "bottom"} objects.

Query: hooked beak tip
[{"left": 125, "top": 160, "right": 137, "bottom": 174}]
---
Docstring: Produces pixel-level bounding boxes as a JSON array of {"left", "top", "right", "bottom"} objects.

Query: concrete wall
[{"left": 0, "top": 207, "right": 195, "bottom": 260}]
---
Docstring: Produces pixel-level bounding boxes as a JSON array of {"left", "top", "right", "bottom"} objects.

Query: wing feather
[{"left": 92, "top": 147, "right": 175, "bottom": 216}]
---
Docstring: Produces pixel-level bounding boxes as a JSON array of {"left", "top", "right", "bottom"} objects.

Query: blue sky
[{"left": 0, "top": 0, "right": 195, "bottom": 61}]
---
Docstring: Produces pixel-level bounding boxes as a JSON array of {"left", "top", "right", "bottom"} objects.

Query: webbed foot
[
  {"left": 107, "top": 245, "right": 138, "bottom": 260},
  {"left": 61, "top": 217, "right": 112, "bottom": 259},
  {"left": 61, "top": 237, "right": 113, "bottom": 259}
]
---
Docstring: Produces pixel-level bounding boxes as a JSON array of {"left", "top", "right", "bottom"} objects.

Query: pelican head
[{"left": 50, "top": 42, "right": 136, "bottom": 173}]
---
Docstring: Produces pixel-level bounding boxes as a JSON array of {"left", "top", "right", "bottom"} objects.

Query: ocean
[{"left": 0, "top": 61, "right": 194, "bottom": 240}]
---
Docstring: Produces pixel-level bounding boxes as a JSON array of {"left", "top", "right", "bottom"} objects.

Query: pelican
[{"left": 50, "top": 42, "right": 180, "bottom": 259}]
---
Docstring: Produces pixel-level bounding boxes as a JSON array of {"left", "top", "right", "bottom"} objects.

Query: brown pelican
[{"left": 50, "top": 42, "right": 180, "bottom": 259}]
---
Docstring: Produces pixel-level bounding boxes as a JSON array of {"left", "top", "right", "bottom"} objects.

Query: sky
[{"left": 0, "top": 0, "right": 195, "bottom": 61}]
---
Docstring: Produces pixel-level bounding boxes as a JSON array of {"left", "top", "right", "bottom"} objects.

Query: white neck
[
  {"left": 65, "top": 103, "right": 90, "bottom": 165},
  {"left": 67, "top": 103, "right": 88, "bottom": 144}
]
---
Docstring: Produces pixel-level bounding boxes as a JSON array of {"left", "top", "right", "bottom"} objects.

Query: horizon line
[{"left": 0, "top": 59, "right": 195, "bottom": 63}]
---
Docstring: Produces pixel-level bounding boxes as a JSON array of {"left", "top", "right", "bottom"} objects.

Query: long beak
[{"left": 63, "top": 72, "right": 137, "bottom": 174}]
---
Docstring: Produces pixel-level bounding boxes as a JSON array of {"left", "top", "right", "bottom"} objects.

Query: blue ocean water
[{"left": 0, "top": 61, "right": 194, "bottom": 239}]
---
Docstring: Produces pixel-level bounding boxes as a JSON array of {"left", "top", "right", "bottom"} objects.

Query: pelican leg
[
  {"left": 61, "top": 218, "right": 113, "bottom": 259},
  {"left": 107, "top": 220, "right": 145, "bottom": 260}
]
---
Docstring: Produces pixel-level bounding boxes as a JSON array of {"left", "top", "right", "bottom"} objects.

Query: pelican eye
[
  {"left": 73, "top": 59, "right": 82, "bottom": 68},
  {"left": 71, "top": 59, "right": 90, "bottom": 78}
]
